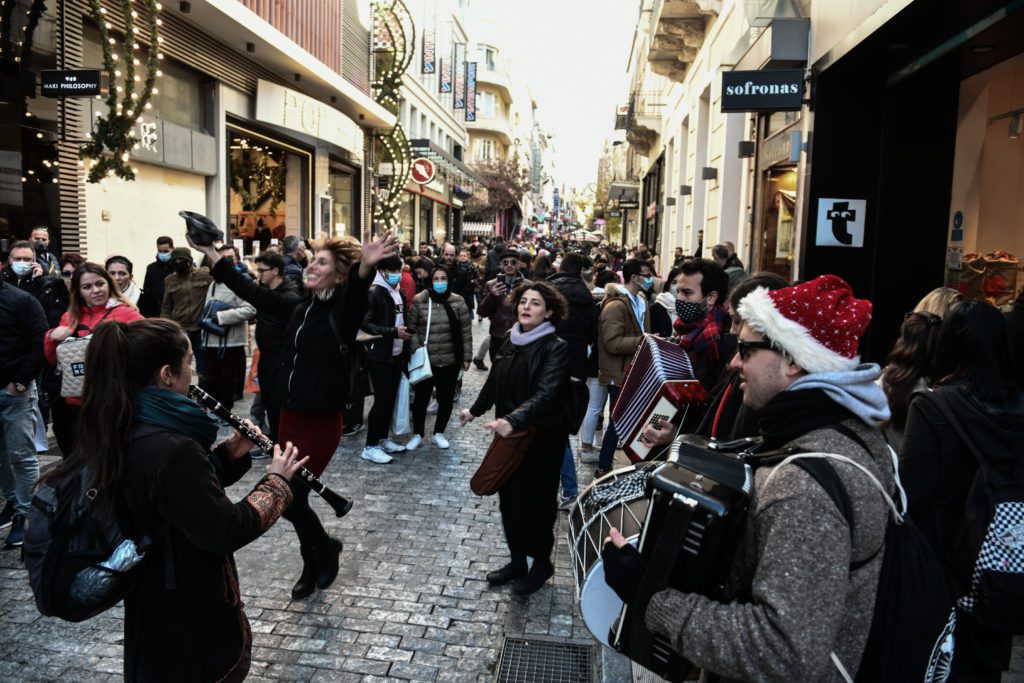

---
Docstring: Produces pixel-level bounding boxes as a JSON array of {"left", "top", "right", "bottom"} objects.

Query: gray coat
[
  {"left": 202, "top": 281, "right": 256, "bottom": 349},
  {"left": 644, "top": 418, "right": 894, "bottom": 682},
  {"left": 406, "top": 290, "right": 472, "bottom": 369}
]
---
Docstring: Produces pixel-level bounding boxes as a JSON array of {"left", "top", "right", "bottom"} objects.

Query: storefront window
[
  {"left": 434, "top": 204, "right": 449, "bottom": 245},
  {"left": 228, "top": 127, "right": 310, "bottom": 255},
  {"left": 420, "top": 197, "right": 434, "bottom": 245},
  {"left": 329, "top": 168, "right": 356, "bottom": 238},
  {"left": 399, "top": 192, "right": 416, "bottom": 243}
]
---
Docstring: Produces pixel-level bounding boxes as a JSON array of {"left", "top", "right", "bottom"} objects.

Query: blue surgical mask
[
  {"left": 641, "top": 276, "right": 654, "bottom": 291},
  {"left": 432, "top": 282, "right": 448, "bottom": 294},
  {"left": 11, "top": 261, "right": 32, "bottom": 277},
  {"left": 157, "top": 252, "right": 171, "bottom": 263},
  {"left": 386, "top": 273, "right": 401, "bottom": 287}
]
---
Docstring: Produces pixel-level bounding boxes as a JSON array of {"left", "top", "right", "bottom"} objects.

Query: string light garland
[
  {"left": 370, "top": 0, "right": 414, "bottom": 232},
  {"left": 78, "top": 0, "right": 162, "bottom": 183}
]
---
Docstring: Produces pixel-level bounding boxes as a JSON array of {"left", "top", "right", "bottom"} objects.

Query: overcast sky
[{"left": 498, "top": 0, "right": 639, "bottom": 192}]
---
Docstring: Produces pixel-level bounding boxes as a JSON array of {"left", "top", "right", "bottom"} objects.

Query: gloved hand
[{"left": 602, "top": 538, "right": 646, "bottom": 605}]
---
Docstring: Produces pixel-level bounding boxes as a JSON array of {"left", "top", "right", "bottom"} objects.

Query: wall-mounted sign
[
  {"left": 453, "top": 44, "right": 466, "bottom": 109},
  {"left": 439, "top": 56, "right": 452, "bottom": 93},
  {"left": 465, "top": 62, "right": 477, "bottom": 122},
  {"left": 255, "top": 80, "right": 363, "bottom": 158},
  {"left": 815, "top": 198, "right": 866, "bottom": 248},
  {"left": 609, "top": 210, "right": 622, "bottom": 218},
  {"left": 41, "top": 69, "right": 103, "bottom": 97},
  {"left": 721, "top": 69, "right": 804, "bottom": 113},
  {"left": 410, "top": 157, "right": 436, "bottom": 185},
  {"left": 422, "top": 28, "right": 435, "bottom": 74},
  {"left": 618, "top": 200, "right": 639, "bottom": 209}
]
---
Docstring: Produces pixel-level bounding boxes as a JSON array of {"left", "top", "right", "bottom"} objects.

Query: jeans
[
  {"left": 597, "top": 384, "right": 620, "bottom": 471},
  {"left": 560, "top": 440, "right": 578, "bottom": 498},
  {"left": 473, "top": 337, "right": 490, "bottom": 363},
  {"left": 579, "top": 378, "right": 610, "bottom": 447},
  {"left": 0, "top": 384, "right": 41, "bottom": 515}
]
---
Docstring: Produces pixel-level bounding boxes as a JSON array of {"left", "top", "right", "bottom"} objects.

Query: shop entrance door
[{"left": 757, "top": 166, "right": 798, "bottom": 281}]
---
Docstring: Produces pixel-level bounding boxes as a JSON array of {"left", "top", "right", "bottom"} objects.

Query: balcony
[
  {"left": 475, "top": 66, "right": 513, "bottom": 103},
  {"left": 625, "top": 91, "right": 664, "bottom": 156},
  {"left": 467, "top": 115, "right": 513, "bottom": 146},
  {"left": 648, "top": 0, "right": 720, "bottom": 83}
]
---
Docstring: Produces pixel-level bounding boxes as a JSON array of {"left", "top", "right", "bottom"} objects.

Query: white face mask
[{"left": 11, "top": 261, "right": 32, "bottom": 276}]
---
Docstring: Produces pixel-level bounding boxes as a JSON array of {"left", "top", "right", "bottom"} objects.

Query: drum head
[{"left": 578, "top": 538, "right": 637, "bottom": 646}]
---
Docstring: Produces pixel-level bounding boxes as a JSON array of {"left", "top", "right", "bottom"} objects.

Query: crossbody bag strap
[{"left": 424, "top": 296, "right": 432, "bottom": 346}]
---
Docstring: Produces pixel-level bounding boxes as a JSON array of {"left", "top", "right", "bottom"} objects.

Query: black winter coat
[
  {"left": 210, "top": 258, "right": 371, "bottom": 412},
  {"left": 470, "top": 332, "right": 570, "bottom": 434},
  {"left": 138, "top": 260, "right": 174, "bottom": 317},
  {"left": 548, "top": 272, "right": 598, "bottom": 381},
  {"left": 362, "top": 283, "right": 409, "bottom": 363},
  {"left": 2, "top": 268, "right": 66, "bottom": 327},
  {"left": 209, "top": 260, "right": 303, "bottom": 368},
  {"left": 0, "top": 279, "right": 46, "bottom": 387},
  {"left": 448, "top": 261, "right": 476, "bottom": 313}
]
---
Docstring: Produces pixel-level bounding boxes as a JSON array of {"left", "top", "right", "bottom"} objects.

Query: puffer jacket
[
  {"left": 597, "top": 284, "right": 650, "bottom": 385},
  {"left": 406, "top": 290, "right": 472, "bottom": 368},
  {"left": 201, "top": 282, "right": 256, "bottom": 349}
]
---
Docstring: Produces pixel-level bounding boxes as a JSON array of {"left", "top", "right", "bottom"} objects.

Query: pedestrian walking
[
  {"left": 405, "top": 263, "right": 472, "bottom": 451},
  {"left": 42, "top": 318, "right": 304, "bottom": 681},
  {"left": 461, "top": 281, "right": 570, "bottom": 596}
]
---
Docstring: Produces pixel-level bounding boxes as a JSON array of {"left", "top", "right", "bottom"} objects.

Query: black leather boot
[
  {"left": 291, "top": 544, "right": 318, "bottom": 599},
  {"left": 486, "top": 559, "right": 528, "bottom": 585},
  {"left": 512, "top": 560, "right": 554, "bottom": 596},
  {"left": 315, "top": 537, "right": 343, "bottom": 589}
]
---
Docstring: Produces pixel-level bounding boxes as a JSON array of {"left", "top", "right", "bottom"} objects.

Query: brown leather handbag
[{"left": 470, "top": 425, "right": 537, "bottom": 496}]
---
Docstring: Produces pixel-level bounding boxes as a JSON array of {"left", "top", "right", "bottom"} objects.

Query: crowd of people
[{"left": 1, "top": 222, "right": 1022, "bottom": 681}]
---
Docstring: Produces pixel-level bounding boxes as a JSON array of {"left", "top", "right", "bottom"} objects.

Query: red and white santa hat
[{"left": 736, "top": 274, "right": 872, "bottom": 373}]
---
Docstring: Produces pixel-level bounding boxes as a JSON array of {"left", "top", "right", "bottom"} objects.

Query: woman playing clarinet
[
  {"left": 43, "top": 318, "right": 306, "bottom": 682},
  {"left": 189, "top": 231, "right": 398, "bottom": 599}
]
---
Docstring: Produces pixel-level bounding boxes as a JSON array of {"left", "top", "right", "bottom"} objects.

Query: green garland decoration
[
  {"left": 230, "top": 147, "right": 287, "bottom": 214},
  {"left": 371, "top": 0, "right": 414, "bottom": 232},
  {"left": 79, "top": 0, "right": 161, "bottom": 183}
]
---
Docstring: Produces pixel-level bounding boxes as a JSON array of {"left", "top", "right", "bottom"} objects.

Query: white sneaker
[
  {"left": 380, "top": 439, "right": 406, "bottom": 453},
  {"left": 431, "top": 433, "right": 450, "bottom": 449},
  {"left": 360, "top": 446, "right": 392, "bottom": 464},
  {"left": 405, "top": 434, "right": 423, "bottom": 451}
]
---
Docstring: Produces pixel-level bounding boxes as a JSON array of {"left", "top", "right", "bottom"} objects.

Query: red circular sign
[{"left": 410, "top": 157, "right": 436, "bottom": 185}]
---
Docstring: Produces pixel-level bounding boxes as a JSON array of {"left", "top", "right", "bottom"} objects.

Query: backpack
[
  {"left": 23, "top": 427, "right": 162, "bottom": 622},
  {"left": 765, "top": 424, "right": 957, "bottom": 683},
  {"left": 930, "top": 391, "right": 1024, "bottom": 635}
]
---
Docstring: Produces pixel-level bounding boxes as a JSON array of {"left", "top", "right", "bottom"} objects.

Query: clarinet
[{"left": 187, "top": 385, "right": 353, "bottom": 518}]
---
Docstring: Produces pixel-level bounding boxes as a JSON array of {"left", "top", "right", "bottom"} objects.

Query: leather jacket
[
  {"left": 362, "top": 283, "right": 408, "bottom": 363},
  {"left": 470, "top": 332, "right": 570, "bottom": 432}
]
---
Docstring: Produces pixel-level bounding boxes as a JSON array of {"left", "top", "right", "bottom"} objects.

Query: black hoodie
[
  {"left": 900, "top": 383, "right": 1024, "bottom": 587},
  {"left": 548, "top": 271, "right": 598, "bottom": 380}
]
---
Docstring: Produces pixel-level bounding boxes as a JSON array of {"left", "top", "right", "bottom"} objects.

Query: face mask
[
  {"left": 432, "top": 282, "right": 448, "bottom": 294},
  {"left": 173, "top": 261, "right": 191, "bottom": 276},
  {"left": 11, "top": 261, "right": 32, "bottom": 276},
  {"left": 640, "top": 276, "right": 654, "bottom": 291},
  {"left": 33, "top": 240, "right": 47, "bottom": 253},
  {"left": 386, "top": 273, "right": 401, "bottom": 287},
  {"left": 157, "top": 252, "right": 171, "bottom": 263},
  {"left": 675, "top": 298, "right": 708, "bottom": 323}
]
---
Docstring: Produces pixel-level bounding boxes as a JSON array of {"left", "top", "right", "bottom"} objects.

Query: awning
[
  {"left": 609, "top": 181, "right": 640, "bottom": 202},
  {"left": 462, "top": 222, "right": 495, "bottom": 236},
  {"left": 407, "top": 139, "right": 484, "bottom": 188}
]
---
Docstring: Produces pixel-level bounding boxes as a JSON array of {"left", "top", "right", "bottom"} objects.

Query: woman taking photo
[
  {"left": 460, "top": 281, "right": 570, "bottom": 596},
  {"left": 105, "top": 255, "right": 141, "bottom": 306},
  {"left": 900, "top": 299, "right": 1024, "bottom": 681},
  {"left": 44, "top": 263, "right": 143, "bottom": 455},
  {"left": 405, "top": 263, "right": 472, "bottom": 450},
  {"left": 190, "top": 231, "right": 397, "bottom": 600},
  {"left": 46, "top": 318, "right": 305, "bottom": 682}
]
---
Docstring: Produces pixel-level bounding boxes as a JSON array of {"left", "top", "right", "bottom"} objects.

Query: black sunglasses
[
  {"left": 60, "top": 271, "right": 74, "bottom": 278},
  {"left": 737, "top": 339, "right": 776, "bottom": 361}
]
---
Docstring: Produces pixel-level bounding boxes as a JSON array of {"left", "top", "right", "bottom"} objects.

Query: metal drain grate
[{"left": 495, "top": 636, "right": 595, "bottom": 683}]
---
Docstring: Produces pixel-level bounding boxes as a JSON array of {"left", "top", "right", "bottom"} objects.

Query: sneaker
[
  {"left": 558, "top": 493, "right": 577, "bottom": 511},
  {"left": 360, "top": 446, "right": 393, "bottom": 464},
  {"left": 0, "top": 501, "right": 14, "bottom": 530},
  {"left": 579, "top": 449, "right": 599, "bottom": 464},
  {"left": 405, "top": 434, "right": 423, "bottom": 451},
  {"left": 431, "top": 433, "right": 450, "bottom": 449},
  {"left": 473, "top": 358, "right": 488, "bottom": 371},
  {"left": 380, "top": 439, "right": 406, "bottom": 453},
  {"left": 426, "top": 400, "right": 438, "bottom": 415},
  {"left": 4, "top": 513, "right": 24, "bottom": 548},
  {"left": 342, "top": 422, "right": 364, "bottom": 437}
]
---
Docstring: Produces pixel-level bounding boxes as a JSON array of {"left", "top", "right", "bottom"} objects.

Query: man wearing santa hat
[{"left": 604, "top": 275, "right": 897, "bottom": 681}]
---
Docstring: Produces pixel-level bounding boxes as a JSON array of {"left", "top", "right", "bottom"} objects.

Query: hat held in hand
[
  {"left": 736, "top": 274, "right": 872, "bottom": 373},
  {"left": 179, "top": 211, "right": 224, "bottom": 247}
]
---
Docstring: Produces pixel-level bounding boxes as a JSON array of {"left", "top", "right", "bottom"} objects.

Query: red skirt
[{"left": 277, "top": 409, "right": 343, "bottom": 477}]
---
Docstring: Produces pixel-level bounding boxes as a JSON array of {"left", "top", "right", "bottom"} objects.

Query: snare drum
[{"left": 566, "top": 465, "right": 654, "bottom": 646}]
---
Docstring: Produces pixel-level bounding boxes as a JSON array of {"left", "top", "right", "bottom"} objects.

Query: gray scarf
[{"left": 509, "top": 320, "right": 555, "bottom": 346}]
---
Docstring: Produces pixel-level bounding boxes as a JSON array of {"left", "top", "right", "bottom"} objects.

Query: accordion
[
  {"left": 611, "top": 434, "right": 754, "bottom": 681},
  {"left": 611, "top": 335, "right": 707, "bottom": 461}
]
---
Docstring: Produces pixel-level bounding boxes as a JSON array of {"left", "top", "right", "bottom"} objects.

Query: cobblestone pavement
[{"left": 2, "top": 324, "right": 1023, "bottom": 682}]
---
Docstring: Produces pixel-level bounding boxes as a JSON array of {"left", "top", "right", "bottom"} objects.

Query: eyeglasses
[
  {"left": 736, "top": 339, "right": 776, "bottom": 361},
  {"left": 61, "top": 271, "right": 74, "bottom": 278},
  {"left": 256, "top": 267, "right": 272, "bottom": 274}
]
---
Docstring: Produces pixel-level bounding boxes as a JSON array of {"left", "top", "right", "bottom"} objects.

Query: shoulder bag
[
  {"left": 470, "top": 425, "right": 537, "bottom": 496},
  {"left": 407, "top": 299, "right": 433, "bottom": 385},
  {"left": 55, "top": 307, "right": 117, "bottom": 398}
]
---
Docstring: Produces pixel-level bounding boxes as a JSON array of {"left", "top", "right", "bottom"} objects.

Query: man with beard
[{"left": 478, "top": 249, "right": 532, "bottom": 363}]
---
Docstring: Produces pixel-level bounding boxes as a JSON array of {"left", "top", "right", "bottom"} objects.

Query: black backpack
[
  {"left": 781, "top": 425, "right": 957, "bottom": 683},
  {"left": 930, "top": 391, "right": 1024, "bottom": 635}
]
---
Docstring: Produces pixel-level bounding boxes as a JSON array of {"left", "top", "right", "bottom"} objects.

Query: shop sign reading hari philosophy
[{"left": 255, "top": 80, "right": 364, "bottom": 159}]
